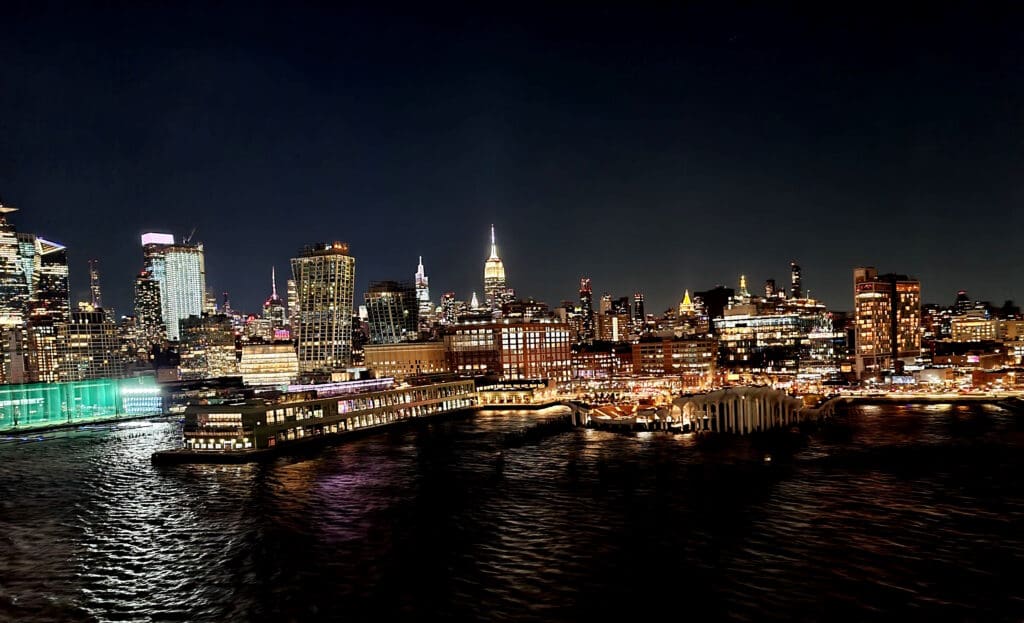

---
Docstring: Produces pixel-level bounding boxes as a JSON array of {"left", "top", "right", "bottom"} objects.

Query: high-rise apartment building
[
  {"left": 483, "top": 225, "right": 506, "bottom": 315},
  {"left": 58, "top": 310, "right": 125, "bottom": 381},
  {"left": 162, "top": 244, "right": 206, "bottom": 341},
  {"left": 291, "top": 242, "right": 356, "bottom": 371},
  {"left": 134, "top": 270, "right": 164, "bottom": 346},
  {"left": 364, "top": 280, "right": 418, "bottom": 344},
  {"left": 854, "top": 267, "right": 921, "bottom": 375}
]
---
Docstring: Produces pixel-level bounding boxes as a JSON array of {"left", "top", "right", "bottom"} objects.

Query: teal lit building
[{"left": 0, "top": 376, "right": 164, "bottom": 432}]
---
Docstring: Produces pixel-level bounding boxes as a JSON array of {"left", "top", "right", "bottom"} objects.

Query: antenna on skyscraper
[{"left": 183, "top": 226, "right": 197, "bottom": 245}]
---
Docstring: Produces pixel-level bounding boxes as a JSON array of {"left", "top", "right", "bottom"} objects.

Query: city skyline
[
  {"left": 3, "top": 7, "right": 1024, "bottom": 621},
  {"left": 2, "top": 5, "right": 1023, "bottom": 314},
  {"left": 0, "top": 209, "right": 1017, "bottom": 319}
]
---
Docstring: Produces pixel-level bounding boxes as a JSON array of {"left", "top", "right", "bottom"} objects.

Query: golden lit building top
[
  {"left": 483, "top": 224, "right": 507, "bottom": 313},
  {"left": 679, "top": 289, "right": 695, "bottom": 315},
  {"left": 483, "top": 224, "right": 505, "bottom": 282}
]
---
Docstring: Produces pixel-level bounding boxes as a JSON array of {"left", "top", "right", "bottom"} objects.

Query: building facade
[
  {"left": 57, "top": 310, "right": 125, "bottom": 381},
  {"left": 854, "top": 267, "right": 922, "bottom": 375},
  {"left": 178, "top": 314, "right": 238, "bottom": 380},
  {"left": 364, "top": 280, "right": 419, "bottom": 344},
  {"left": 239, "top": 342, "right": 299, "bottom": 386},
  {"left": 134, "top": 270, "right": 164, "bottom": 347},
  {"left": 444, "top": 318, "right": 573, "bottom": 381},
  {"left": 950, "top": 312, "right": 999, "bottom": 342},
  {"left": 632, "top": 337, "right": 716, "bottom": 387},
  {"left": 363, "top": 341, "right": 449, "bottom": 380},
  {"left": 32, "top": 238, "right": 70, "bottom": 324},
  {"left": 291, "top": 242, "right": 356, "bottom": 371},
  {"left": 140, "top": 233, "right": 206, "bottom": 341}
]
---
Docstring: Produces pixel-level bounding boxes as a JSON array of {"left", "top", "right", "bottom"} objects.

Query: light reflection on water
[{"left": 0, "top": 405, "right": 1022, "bottom": 621}]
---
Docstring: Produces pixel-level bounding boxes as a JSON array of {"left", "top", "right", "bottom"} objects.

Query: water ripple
[{"left": 1, "top": 406, "right": 1023, "bottom": 621}]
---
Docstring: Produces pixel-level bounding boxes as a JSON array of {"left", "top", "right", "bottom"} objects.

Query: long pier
[
  {"left": 564, "top": 389, "right": 1024, "bottom": 436},
  {"left": 565, "top": 387, "right": 840, "bottom": 435}
]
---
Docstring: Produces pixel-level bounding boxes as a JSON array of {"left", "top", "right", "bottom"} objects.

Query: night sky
[{"left": 2, "top": 4, "right": 1022, "bottom": 316}]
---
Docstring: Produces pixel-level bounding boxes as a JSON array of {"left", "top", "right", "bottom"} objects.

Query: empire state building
[{"left": 483, "top": 225, "right": 506, "bottom": 315}]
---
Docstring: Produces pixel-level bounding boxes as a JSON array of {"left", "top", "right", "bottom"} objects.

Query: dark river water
[{"left": 2, "top": 402, "right": 1024, "bottom": 622}]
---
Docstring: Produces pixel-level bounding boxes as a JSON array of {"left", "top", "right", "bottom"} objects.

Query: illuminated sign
[{"left": 140, "top": 232, "right": 175, "bottom": 246}]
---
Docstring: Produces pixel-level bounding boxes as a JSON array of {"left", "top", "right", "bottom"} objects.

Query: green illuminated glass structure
[{"left": 0, "top": 376, "right": 163, "bottom": 432}]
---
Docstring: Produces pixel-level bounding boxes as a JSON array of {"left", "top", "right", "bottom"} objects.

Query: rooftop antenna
[{"left": 183, "top": 226, "right": 197, "bottom": 245}]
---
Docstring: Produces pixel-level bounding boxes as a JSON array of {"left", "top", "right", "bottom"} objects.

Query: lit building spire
[
  {"left": 483, "top": 224, "right": 507, "bottom": 315},
  {"left": 271, "top": 266, "right": 278, "bottom": 298},
  {"left": 414, "top": 255, "right": 431, "bottom": 315},
  {"left": 679, "top": 289, "right": 695, "bottom": 316}
]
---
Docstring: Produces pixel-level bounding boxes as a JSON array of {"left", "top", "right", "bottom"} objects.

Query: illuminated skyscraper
[
  {"left": 483, "top": 225, "right": 506, "bottom": 315},
  {"left": 414, "top": 256, "right": 432, "bottom": 316},
  {"left": 737, "top": 274, "right": 751, "bottom": 301},
  {"left": 0, "top": 205, "right": 69, "bottom": 329},
  {"left": 854, "top": 267, "right": 921, "bottom": 375},
  {"left": 632, "top": 292, "right": 645, "bottom": 331},
  {"left": 263, "top": 266, "right": 287, "bottom": 329},
  {"left": 790, "top": 261, "right": 803, "bottom": 299},
  {"left": 0, "top": 204, "right": 31, "bottom": 328},
  {"left": 139, "top": 232, "right": 206, "bottom": 341},
  {"left": 89, "top": 259, "right": 102, "bottom": 308},
  {"left": 24, "top": 238, "right": 68, "bottom": 383},
  {"left": 32, "top": 238, "right": 70, "bottom": 324},
  {"left": 579, "top": 278, "right": 594, "bottom": 341},
  {"left": 141, "top": 231, "right": 173, "bottom": 291},
  {"left": 160, "top": 242, "right": 206, "bottom": 341},
  {"left": 291, "top": 242, "right": 356, "bottom": 371}
]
